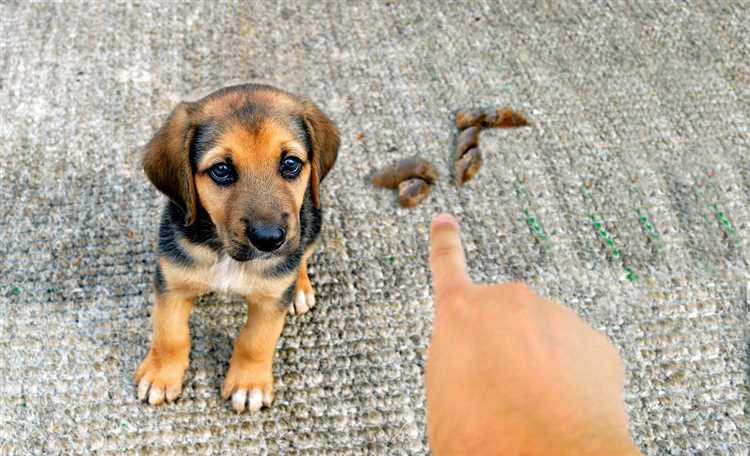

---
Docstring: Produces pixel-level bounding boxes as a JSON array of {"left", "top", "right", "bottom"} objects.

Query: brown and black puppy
[{"left": 135, "top": 84, "right": 339, "bottom": 413}]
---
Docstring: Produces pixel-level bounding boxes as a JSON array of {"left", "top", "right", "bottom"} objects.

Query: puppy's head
[{"left": 142, "top": 84, "right": 339, "bottom": 261}]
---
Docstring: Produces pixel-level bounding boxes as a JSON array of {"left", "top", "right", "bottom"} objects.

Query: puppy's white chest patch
[{"left": 209, "top": 256, "right": 255, "bottom": 295}]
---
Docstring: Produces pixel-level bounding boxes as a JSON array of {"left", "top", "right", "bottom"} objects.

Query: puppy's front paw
[
  {"left": 289, "top": 288, "right": 316, "bottom": 315},
  {"left": 135, "top": 351, "right": 188, "bottom": 405},
  {"left": 221, "top": 360, "right": 274, "bottom": 413},
  {"left": 289, "top": 267, "right": 316, "bottom": 315}
]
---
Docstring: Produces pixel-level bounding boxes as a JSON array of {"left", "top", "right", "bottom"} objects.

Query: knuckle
[
  {"left": 431, "top": 244, "right": 457, "bottom": 262},
  {"left": 437, "top": 286, "right": 468, "bottom": 308},
  {"left": 434, "top": 288, "right": 472, "bottom": 322}
]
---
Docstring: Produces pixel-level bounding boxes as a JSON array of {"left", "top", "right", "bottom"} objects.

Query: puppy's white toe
[
  {"left": 295, "top": 291, "right": 310, "bottom": 314},
  {"left": 137, "top": 379, "right": 151, "bottom": 401},
  {"left": 305, "top": 291, "right": 315, "bottom": 310},
  {"left": 231, "top": 389, "right": 247, "bottom": 413},
  {"left": 248, "top": 388, "right": 263, "bottom": 412},
  {"left": 262, "top": 390, "right": 274, "bottom": 407},
  {"left": 165, "top": 384, "right": 182, "bottom": 402},
  {"left": 148, "top": 385, "right": 165, "bottom": 405}
]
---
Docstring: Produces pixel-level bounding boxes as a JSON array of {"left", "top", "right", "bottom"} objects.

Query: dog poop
[
  {"left": 371, "top": 155, "right": 437, "bottom": 208},
  {"left": 451, "top": 106, "right": 529, "bottom": 186},
  {"left": 455, "top": 110, "right": 485, "bottom": 130},
  {"left": 481, "top": 107, "right": 529, "bottom": 129},
  {"left": 454, "top": 107, "right": 529, "bottom": 130},
  {"left": 370, "top": 155, "right": 438, "bottom": 189},
  {"left": 398, "top": 178, "right": 431, "bottom": 208},
  {"left": 454, "top": 126, "right": 480, "bottom": 161},
  {"left": 454, "top": 147, "right": 482, "bottom": 186}
]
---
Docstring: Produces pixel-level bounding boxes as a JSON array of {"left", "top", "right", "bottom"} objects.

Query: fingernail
[{"left": 432, "top": 213, "right": 458, "bottom": 229}]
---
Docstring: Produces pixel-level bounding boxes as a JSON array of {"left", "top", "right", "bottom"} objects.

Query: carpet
[{"left": 1, "top": 1, "right": 748, "bottom": 454}]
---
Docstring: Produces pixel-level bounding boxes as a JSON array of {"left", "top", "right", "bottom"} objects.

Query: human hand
[{"left": 425, "top": 213, "right": 640, "bottom": 455}]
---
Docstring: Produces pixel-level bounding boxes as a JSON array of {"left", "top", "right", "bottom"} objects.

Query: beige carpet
[{"left": 1, "top": 1, "right": 748, "bottom": 454}]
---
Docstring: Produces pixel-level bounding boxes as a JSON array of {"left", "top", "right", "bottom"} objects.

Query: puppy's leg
[
  {"left": 222, "top": 296, "right": 286, "bottom": 413},
  {"left": 135, "top": 291, "right": 194, "bottom": 405},
  {"left": 289, "top": 248, "right": 316, "bottom": 315}
]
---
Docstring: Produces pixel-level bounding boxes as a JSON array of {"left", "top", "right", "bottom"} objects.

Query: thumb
[{"left": 430, "top": 213, "right": 470, "bottom": 298}]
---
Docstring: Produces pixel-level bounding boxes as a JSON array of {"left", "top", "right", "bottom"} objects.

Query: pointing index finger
[{"left": 430, "top": 213, "right": 470, "bottom": 297}]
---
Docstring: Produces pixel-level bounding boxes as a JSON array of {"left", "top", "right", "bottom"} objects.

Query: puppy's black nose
[{"left": 247, "top": 224, "right": 286, "bottom": 252}]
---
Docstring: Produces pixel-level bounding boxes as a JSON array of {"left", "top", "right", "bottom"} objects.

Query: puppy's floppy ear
[
  {"left": 301, "top": 100, "right": 340, "bottom": 209},
  {"left": 142, "top": 101, "right": 199, "bottom": 225}
]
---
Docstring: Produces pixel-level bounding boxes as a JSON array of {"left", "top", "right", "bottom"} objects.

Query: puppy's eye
[
  {"left": 279, "top": 156, "right": 303, "bottom": 179},
  {"left": 208, "top": 163, "right": 235, "bottom": 186}
]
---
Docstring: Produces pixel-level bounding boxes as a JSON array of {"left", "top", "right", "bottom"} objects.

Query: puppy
[{"left": 135, "top": 84, "right": 339, "bottom": 412}]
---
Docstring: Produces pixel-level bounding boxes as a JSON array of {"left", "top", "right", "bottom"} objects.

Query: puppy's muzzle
[{"left": 246, "top": 223, "right": 287, "bottom": 252}]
